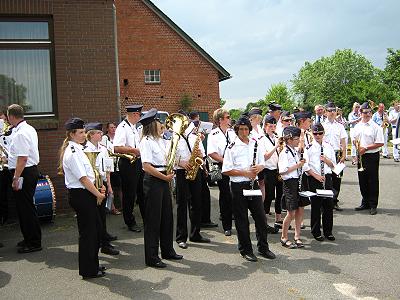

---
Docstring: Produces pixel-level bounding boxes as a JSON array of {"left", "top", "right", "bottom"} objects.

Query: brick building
[{"left": 0, "top": 0, "right": 230, "bottom": 211}]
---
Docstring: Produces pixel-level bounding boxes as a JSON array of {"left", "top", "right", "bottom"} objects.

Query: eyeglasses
[
  {"left": 361, "top": 110, "right": 372, "bottom": 114},
  {"left": 313, "top": 131, "right": 324, "bottom": 135},
  {"left": 224, "top": 115, "right": 231, "bottom": 119},
  {"left": 282, "top": 118, "right": 292, "bottom": 122},
  {"left": 327, "top": 109, "right": 337, "bottom": 113}
]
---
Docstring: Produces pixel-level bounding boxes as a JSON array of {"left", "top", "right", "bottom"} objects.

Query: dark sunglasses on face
[
  {"left": 282, "top": 118, "right": 292, "bottom": 122},
  {"left": 313, "top": 131, "right": 324, "bottom": 135},
  {"left": 361, "top": 110, "right": 372, "bottom": 114}
]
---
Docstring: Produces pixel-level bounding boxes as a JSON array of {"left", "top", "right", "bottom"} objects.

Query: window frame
[
  {"left": 144, "top": 69, "right": 161, "bottom": 84},
  {"left": 0, "top": 15, "right": 57, "bottom": 118}
]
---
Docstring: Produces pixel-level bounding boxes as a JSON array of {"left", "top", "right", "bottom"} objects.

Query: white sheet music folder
[
  {"left": 332, "top": 162, "right": 346, "bottom": 175},
  {"left": 243, "top": 189, "right": 262, "bottom": 196},
  {"left": 299, "top": 191, "right": 316, "bottom": 197},
  {"left": 316, "top": 189, "right": 334, "bottom": 197}
]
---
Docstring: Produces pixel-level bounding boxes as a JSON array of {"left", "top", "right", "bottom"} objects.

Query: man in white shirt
[
  {"left": 113, "top": 104, "right": 143, "bottom": 232},
  {"left": 7, "top": 104, "right": 41, "bottom": 253},
  {"left": 352, "top": 102, "right": 384, "bottom": 215},
  {"left": 372, "top": 103, "right": 389, "bottom": 158},
  {"left": 322, "top": 102, "right": 347, "bottom": 211},
  {"left": 388, "top": 101, "right": 400, "bottom": 162},
  {"left": 313, "top": 105, "right": 326, "bottom": 125}
]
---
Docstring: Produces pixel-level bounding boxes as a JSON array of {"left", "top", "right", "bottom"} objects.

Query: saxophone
[{"left": 185, "top": 132, "right": 204, "bottom": 181}]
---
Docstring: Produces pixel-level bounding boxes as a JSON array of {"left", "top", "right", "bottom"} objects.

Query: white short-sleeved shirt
[
  {"left": 351, "top": 120, "right": 384, "bottom": 154},
  {"left": 84, "top": 141, "right": 109, "bottom": 181},
  {"left": 63, "top": 141, "right": 95, "bottom": 189},
  {"left": 8, "top": 121, "right": 40, "bottom": 169},
  {"left": 322, "top": 120, "right": 347, "bottom": 151},
  {"left": 249, "top": 125, "right": 264, "bottom": 140},
  {"left": 113, "top": 119, "right": 140, "bottom": 149},
  {"left": 278, "top": 145, "right": 302, "bottom": 180},
  {"left": 176, "top": 132, "right": 206, "bottom": 170},
  {"left": 348, "top": 111, "right": 360, "bottom": 129},
  {"left": 207, "top": 127, "right": 236, "bottom": 159},
  {"left": 372, "top": 111, "right": 385, "bottom": 126},
  {"left": 139, "top": 136, "right": 170, "bottom": 171},
  {"left": 303, "top": 141, "right": 336, "bottom": 175},
  {"left": 222, "top": 137, "right": 264, "bottom": 183},
  {"left": 389, "top": 110, "right": 399, "bottom": 128},
  {"left": 258, "top": 134, "right": 279, "bottom": 170}
]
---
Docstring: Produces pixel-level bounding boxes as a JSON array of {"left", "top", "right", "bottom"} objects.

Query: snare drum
[{"left": 34, "top": 175, "right": 56, "bottom": 220}]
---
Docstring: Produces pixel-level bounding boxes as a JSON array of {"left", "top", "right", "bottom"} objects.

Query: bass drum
[{"left": 34, "top": 175, "right": 56, "bottom": 221}]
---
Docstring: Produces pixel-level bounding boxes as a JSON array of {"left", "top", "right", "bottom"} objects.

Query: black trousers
[
  {"left": 262, "top": 168, "right": 283, "bottom": 215},
  {"left": 119, "top": 158, "right": 142, "bottom": 227},
  {"left": 143, "top": 173, "right": 175, "bottom": 265},
  {"left": 308, "top": 175, "right": 334, "bottom": 237},
  {"left": 136, "top": 164, "right": 145, "bottom": 222},
  {"left": 332, "top": 151, "right": 343, "bottom": 204},
  {"left": 358, "top": 152, "right": 380, "bottom": 208},
  {"left": 97, "top": 182, "right": 111, "bottom": 247},
  {"left": 0, "top": 169, "right": 12, "bottom": 223},
  {"left": 231, "top": 181, "right": 270, "bottom": 255},
  {"left": 175, "top": 169, "right": 202, "bottom": 242},
  {"left": 217, "top": 173, "right": 232, "bottom": 231},
  {"left": 10, "top": 166, "right": 41, "bottom": 247},
  {"left": 200, "top": 170, "right": 212, "bottom": 223},
  {"left": 68, "top": 188, "right": 101, "bottom": 277}
]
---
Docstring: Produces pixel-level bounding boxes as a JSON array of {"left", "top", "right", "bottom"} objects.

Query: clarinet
[
  {"left": 250, "top": 140, "right": 258, "bottom": 190},
  {"left": 320, "top": 143, "right": 325, "bottom": 189}
]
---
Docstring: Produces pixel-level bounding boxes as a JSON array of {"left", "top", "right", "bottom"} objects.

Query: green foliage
[
  {"left": 228, "top": 108, "right": 244, "bottom": 121},
  {"left": 265, "top": 83, "right": 296, "bottom": 112},
  {"left": 0, "top": 74, "right": 30, "bottom": 111},
  {"left": 179, "top": 93, "right": 193, "bottom": 111},
  {"left": 384, "top": 48, "right": 400, "bottom": 96},
  {"left": 220, "top": 98, "right": 226, "bottom": 107}
]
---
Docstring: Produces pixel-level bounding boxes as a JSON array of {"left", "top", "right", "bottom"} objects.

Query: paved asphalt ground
[{"left": 0, "top": 160, "right": 399, "bottom": 299}]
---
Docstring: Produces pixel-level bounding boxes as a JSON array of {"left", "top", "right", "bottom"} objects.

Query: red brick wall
[
  {"left": 1, "top": 0, "right": 119, "bottom": 211},
  {"left": 115, "top": 0, "right": 221, "bottom": 118}
]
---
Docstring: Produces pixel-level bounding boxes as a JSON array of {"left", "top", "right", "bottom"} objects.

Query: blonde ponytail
[{"left": 58, "top": 131, "right": 74, "bottom": 175}]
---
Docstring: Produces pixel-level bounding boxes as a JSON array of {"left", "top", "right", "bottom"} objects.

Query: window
[
  {"left": 0, "top": 17, "right": 56, "bottom": 117},
  {"left": 144, "top": 69, "right": 160, "bottom": 83}
]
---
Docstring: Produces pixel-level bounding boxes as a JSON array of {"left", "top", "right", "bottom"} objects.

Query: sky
[{"left": 153, "top": 0, "right": 400, "bottom": 110}]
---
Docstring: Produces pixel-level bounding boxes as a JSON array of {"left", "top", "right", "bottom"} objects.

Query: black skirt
[{"left": 283, "top": 178, "right": 300, "bottom": 211}]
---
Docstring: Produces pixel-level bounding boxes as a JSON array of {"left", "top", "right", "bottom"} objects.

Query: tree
[
  {"left": 265, "top": 83, "right": 295, "bottom": 112},
  {"left": 228, "top": 108, "right": 244, "bottom": 121},
  {"left": 220, "top": 98, "right": 226, "bottom": 107},
  {"left": 0, "top": 74, "right": 30, "bottom": 110},
  {"left": 291, "top": 49, "right": 380, "bottom": 114},
  {"left": 179, "top": 93, "right": 193, "bottom": 112},
  {"left": 384, "top": 48, "right": 400, "bottom": 95}
]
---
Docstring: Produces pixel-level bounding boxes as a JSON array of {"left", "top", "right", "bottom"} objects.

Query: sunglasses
[
  {"left": 282, "top": 118, "right": 292, "bottom": 122},
  {"left": 313, "top": 131, "right": 324, "bottom": 135}
]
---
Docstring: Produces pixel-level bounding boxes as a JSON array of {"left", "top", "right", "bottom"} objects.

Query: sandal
[
  {"left": 280, "top": 239, "right": 297, "bottom": 249},
  {"left": 294, "top": 239, "right": 304, "bottom": 248},
  {"left": 112, "top": 209, "right": 122, "bottom": 215}
]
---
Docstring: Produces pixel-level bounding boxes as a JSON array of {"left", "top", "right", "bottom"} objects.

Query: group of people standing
[{"left": 0, "top": 98, "right": 393, "bottom": 280}]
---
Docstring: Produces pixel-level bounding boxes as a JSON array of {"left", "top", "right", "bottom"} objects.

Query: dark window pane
[
  {"left": 0, "top": 49, "right": 53, "bottom": 113},
  {"left": 0, "top": 22, "right": 49, "bottom": 40}
]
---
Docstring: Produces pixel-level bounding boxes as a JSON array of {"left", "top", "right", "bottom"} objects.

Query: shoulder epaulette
[
  {"left": 213, "top": 130, "right": 219, "bottom": 135},
  {"left": 228, "top": 141, "right": 235, "bottom": 149},
  {"left": 146, "top": 136, "right": 149, "bottom": 140},
  {"left": 70, "top": 145, "right": 76, "bottom": 153},
  {"left": 258, "top": 136, "right": 263, "bottom": 140},
  {"left": 82, "top": 145, "right": 88, "bottom": 150},
  {"left": 285, "top": 149, "right": 289, "bottom": 153},
  {"left": 306, "top": 144, "right": 312, "bottom": 150}
]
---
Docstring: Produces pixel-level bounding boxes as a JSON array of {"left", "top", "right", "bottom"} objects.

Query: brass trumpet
[
  {"left": 107, "top": 149, "right": 137, "bottom": 164},
  {"left": 354, "top": 138, "right": 365, "bottom": 172},
  {"left": 165, "top": 113, "right": 189, "bottom": 174}
]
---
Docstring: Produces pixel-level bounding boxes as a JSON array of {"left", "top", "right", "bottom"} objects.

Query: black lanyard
[
  {"left": 286, "top": 145, "right": 301, "bottom": 176},
  {"left": 219, "top": 127, "right": 231, "bottom": 157},
  {"left": 124, "top": 119, "right": 136, "bottom": 148}
]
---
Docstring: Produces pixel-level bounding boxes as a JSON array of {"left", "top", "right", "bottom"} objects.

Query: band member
[
  {"left": 322, "top": 102, "right": 347, "bottom": 211},
  {"left": 313, "top": 105, "right": 326, "bottom": 125},
  {"left": 188, "top": 112, "right": 218, "bottom": 228},
  {"left": 304, "top": 124, "right": 336, "bottom": 241},
  {"left": 388, "top": 101, "right": 400, "bottom": 162},
  {"left": 0, "top": 108, "right": 12, "bottom": 226},
  {"left": 175, "top": 121, "right": 210, "bottom": 249},
  {"left": 139, "top": 109, "right": 182, "bottom": 268},
  {"left": 207, "top": 108, "right": 236, "bottom": 236},
  {"left": 101, "top": 122, "right": 122, "bottom": 215},
  {"left": 353, "top": 102, "right": 384, "bottom": 215},
  {"left": 59, "top": 118, "right": 106, "bottom": 279},
  {"left": 222, "top": 117, "right": 276, "bottom": 262},
  {"left": 268, "top": 102, "right": 282, "bottom": 134},
  {"left": 113, "top": 104, "right": 143, "bottom": 232},
  {"left": 84, "top": 123, "right": 119, "bottom": 256},
  {"left": 7, "top": 104, "right": 41, "bottom": 253},
  {"left": 276, "top": 111, "right": 292, "bottom": 137},
  {"left": 259, "top": 115, "right": 282, "bottom": 232},
  {"left": 278, "top": 126, "right": 306, "bottom": 249},
  {"left": 372, "top": 103, "right": 389, "bottom": 158},
  {"left": 348, "top": 102, "right": 362, "bottom": 164}
]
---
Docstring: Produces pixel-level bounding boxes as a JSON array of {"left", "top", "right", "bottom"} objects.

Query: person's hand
[
  {"left": 164, "top": 173, "right": 175, "bottom": 182},
  {"left": 131, "top": 148, "right": 140, "bottom": 156},
  {"left": 298, "top": 159, "right": 306, "bottom": 168},
  {"left": 339, "top": 156, "right": 346, "bottom": 163},
  {"left": 180, "top": 161, "right": 191, "bottom": 171},
  {"left": 314, "top": 174, "right": 325, "bottom": 183},
  {"left": 96, "top": 192, "right": 106, "bottom": 205},
  {"left": 11, "top": 177, "right": 20, "bottom": 191},
  {"left": 100, "top": 185, "right": 106, "bottom": 195},
  {"left": 359, "top": 147, "right": 367, "bottom": 155},
  {"left": 107, "top": 184, "right": 113, "bottom": 195}
]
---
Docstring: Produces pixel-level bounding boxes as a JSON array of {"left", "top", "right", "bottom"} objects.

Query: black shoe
[
  {"left": 105, "top": 233, "right": 118, "bottom": 242},
  {"left": 147, "top": 261, "right": 167, "bottom": 268},
  {"left": 314, "top": 235, "right": 325, "bottom": 242},
  {"left": 274, "top": 221, "right": 283, "bottom": 229},
  {"left": 82, "top": 270, "right": 105, "bottom": 280},
  {"left": 333, "top": 204, "right": 343, "bottom": 211},
  {"left": 300, "top": 224, "right": 306, "bottom": 230},
  {"left": 325, "top": 235, "right": 336, "bottom": 241},
  {"left": 162, "top": 253, "right": 183, "bottom": 260},
  {"left": 241, "top": 253, "right": 257, "bottom": 262},
  {"left": 370, "top": 208, "right": 377, "bottom": 215},
  {"left": 258, "top": 249, "right": 276, "bottom": 259},
  {"left": 99, "top": 265, "right": 107, "bottom": 272},
  {"left": 0, "top": 242, "right": 3, "bottom": 248},
  {"left": 101, "top": 246, "right": 120, "bottom": 255},
  {"left": 17, "top": 245, "right": 42, "bottom": 254},
  {"left": 224, "top": 230, "right": 232, "bottom": 236},
  {"left": 355, "top": 205, "right": 370, "bottom": 211},
  {"left": 266, "top": 225, "right": 279, "bottom": 234},
  {"left": 17, "top": 240, "right": 26, "bottom": 248},
  {"left": 128, "top": 224, "right": 141, "bottom": 232},
  {"left": 200, "top": 222, "right": 218, "bottom": 228},
  {"left": 177, "top": 241, "right": 188, "bottom": 249},
  {"left": 190, "top": 236, "right": 211, "bottom": 243}
]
